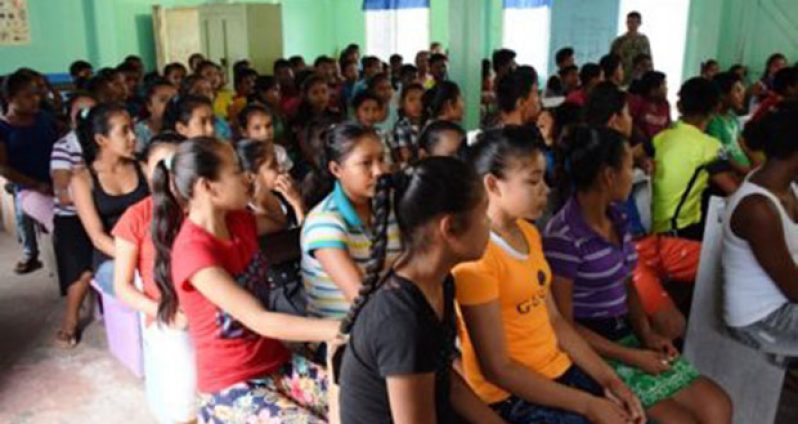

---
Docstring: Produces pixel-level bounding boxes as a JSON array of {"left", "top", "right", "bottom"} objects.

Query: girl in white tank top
[
  {"left": 721, "top": 100, "right": 798, "bottom": 357},
  {"left": 722, "top": 180, "right": 798, "bottom": 327}
]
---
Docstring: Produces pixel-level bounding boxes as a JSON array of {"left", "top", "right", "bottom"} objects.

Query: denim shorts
[{"left": 94, "top": 260, "right": 115, "bottom": 296}]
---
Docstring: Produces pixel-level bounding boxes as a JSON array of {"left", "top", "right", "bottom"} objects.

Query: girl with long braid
[{"left": 337, "top": 157, "right": 506, "bottom": 424}]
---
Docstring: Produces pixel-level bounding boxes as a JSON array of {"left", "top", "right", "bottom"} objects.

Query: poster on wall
[{"left": 0, "top": 0, "right": 29, "bottom": 45}]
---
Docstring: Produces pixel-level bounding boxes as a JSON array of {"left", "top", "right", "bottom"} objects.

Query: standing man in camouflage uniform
[{"left": 611, "top": 11, "right": 652, "bottom": 86}]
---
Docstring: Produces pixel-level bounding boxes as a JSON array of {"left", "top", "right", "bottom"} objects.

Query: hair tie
[
  {"left": 79, "top": 107, "right": 91, "bottom": 119},
  {"left": 161, "top": 154, "right": 175, "bottom": 172}
]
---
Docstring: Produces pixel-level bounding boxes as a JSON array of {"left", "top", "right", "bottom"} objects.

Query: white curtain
[
  {"left": 366, "top": 7, "right": 429, "bottom": 62},
  {"left": 503, "top": 2, "right": 552, "bottom": 78}
]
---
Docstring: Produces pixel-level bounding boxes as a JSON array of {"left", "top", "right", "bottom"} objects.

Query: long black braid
[
  {"left": 332, "top": 169, "right": 411, "bottom": 383},
  {"left": 331, "top": 157, "right": 483, "bottom": 382},
  {"left": 339, "top": 170, "right": 408, "bottom": 335}
]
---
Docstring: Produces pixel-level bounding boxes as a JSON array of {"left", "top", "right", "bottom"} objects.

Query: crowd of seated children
[{"left": 8, "top": 36, "right": 798, "bottom": 423}]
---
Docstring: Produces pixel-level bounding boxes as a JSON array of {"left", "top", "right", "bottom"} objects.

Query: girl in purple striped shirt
[{"left": 544, "top": 126, "right": 731, "bottom": 424}]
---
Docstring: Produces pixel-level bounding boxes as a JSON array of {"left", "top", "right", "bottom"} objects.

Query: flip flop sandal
[{"left": 55, "top": 329, "right": 79, "bottom": 349}]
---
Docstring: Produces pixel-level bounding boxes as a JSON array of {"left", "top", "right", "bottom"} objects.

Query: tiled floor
[{"left": 0, "top": 233, "right": 153, "bottom": 424}]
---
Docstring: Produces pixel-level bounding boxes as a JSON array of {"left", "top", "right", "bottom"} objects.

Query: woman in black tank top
[{"left": 71, "top": 104, "right": 150, "bottom": 296}]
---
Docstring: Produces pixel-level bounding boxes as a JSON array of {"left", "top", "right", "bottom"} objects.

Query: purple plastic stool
[{"left": 91, "top": 280, "right": 144, "bottom": 378}]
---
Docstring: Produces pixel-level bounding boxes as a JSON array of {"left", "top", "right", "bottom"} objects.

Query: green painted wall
[
  {"left": 332, "top": 0, "right": 365, "bottom": 56},
  {"left": 429, "top": 0, "right": 449, "bottom": 49},
  {"left": 279, "top": 0, "right": 334, "bottom": 59},
  {"left": 683, "top": 0, "right": 798, "bottom": 84},
  {"left": 0, "top": 0, "right": 489, "bottom": 77},
  {"left": 0, "top": 0, "right": 90, "bottom": 75},
  {"left": 0, "top": 0, "right": 358, "bottom": 75}
]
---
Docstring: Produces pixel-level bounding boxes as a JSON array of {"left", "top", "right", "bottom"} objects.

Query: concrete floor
[{"left": 0, "top": 233, "right": 154, "bottom": 424}]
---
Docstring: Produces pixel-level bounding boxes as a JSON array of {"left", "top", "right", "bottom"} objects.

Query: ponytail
[
  {"left": 150, "top": 137, "right": 226, "bottom": 324},
  {"left": 151, "top": 158, "right": 184, "bottom": 324}
]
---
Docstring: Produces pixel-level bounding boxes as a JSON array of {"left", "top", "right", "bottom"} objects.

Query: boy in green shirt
[
  {"left": 707, "top": 71, "right": 758, "bottom": 176},
  {"left": 651, "top": 78, "right": 739, "bottom": 240}
]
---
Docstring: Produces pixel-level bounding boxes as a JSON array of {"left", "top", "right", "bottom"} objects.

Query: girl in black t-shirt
[{"left": 336, "top": 157, "right": 505, "bottom": 424}]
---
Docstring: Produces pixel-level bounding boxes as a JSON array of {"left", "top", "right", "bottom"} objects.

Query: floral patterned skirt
[{"left": 199, "top": 354, "right": 328, "bottom": 424}]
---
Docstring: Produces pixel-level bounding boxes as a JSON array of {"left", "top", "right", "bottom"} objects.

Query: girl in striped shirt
[
  {"left": 50, "top": 92, "right": 96, "bottom": 347},
  {"left": 300, "top": 122, "right": 401, "bottom": 321},
  {"left": 545, "top": 126, "right": 731, "bottom": 423}
]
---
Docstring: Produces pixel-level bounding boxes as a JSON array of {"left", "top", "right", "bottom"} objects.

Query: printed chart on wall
[{"left": 0, "top": 0, "right": 29, "bottom": 45}]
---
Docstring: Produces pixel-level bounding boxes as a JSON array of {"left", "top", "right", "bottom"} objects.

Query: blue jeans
[
  {"left": 94, "top": 260, "right": 115, "bottom": 297},
  {"left": 14, "top": 187, "right": 38, "bottom": 260},
  {"left": 491, "top": 366, "right": 604, "bottom": 424}
]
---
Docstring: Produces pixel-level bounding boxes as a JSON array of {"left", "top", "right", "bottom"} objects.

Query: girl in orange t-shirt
[{"left": 454, "top": 125, "right": 645, "bottom": 424}]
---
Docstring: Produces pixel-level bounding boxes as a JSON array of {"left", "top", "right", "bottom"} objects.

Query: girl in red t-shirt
[
  {"left": 112, "top": 132, "right": 197, "bottom": 423},
  {"left": 152, "top": 137, "right": 340, "bottom": 423}
]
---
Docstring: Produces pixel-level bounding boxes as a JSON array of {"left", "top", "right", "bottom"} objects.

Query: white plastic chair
[{"left": 683, "top": 196, "right": 786, "bottom": 424}]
